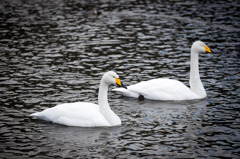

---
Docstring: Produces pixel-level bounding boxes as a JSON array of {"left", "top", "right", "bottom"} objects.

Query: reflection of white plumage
[
  {"left": 113, "top": 41, "right": 212, "bottom": 101},
  {"left": 31, "top": 71, "right": 125, "bottom": 127}
]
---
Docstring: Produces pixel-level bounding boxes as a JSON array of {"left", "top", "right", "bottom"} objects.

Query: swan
[
  {"left": 30, "top": 71, "right": 126, "bottom": 127},
  {"left": 113, "top": 41, "right": 212, "bottom": 101}
]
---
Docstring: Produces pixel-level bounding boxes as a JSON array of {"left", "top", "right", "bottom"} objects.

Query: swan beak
[
  {"left": 205, "top": 46, "right": 212, "bottom": 53},
  {"left": 115, "top": 78, "right": 127, "bottom": 89}
]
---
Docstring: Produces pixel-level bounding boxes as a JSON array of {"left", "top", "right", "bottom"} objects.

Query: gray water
[{"left": 0, "top": 0, "right": 240, "bottom": 158}]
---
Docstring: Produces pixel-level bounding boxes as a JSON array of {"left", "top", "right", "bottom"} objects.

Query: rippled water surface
[{"left": 0, "top": 0, "right": 240, "bottom": 158}]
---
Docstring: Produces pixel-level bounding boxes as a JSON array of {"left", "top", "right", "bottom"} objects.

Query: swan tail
[
  {"left": 112, "top": 88, "right": 139, "bottom": 98},
  {"left": 30, "top": 112, "right": 40, "bottom": 117},
  {"left": 30, "top": 112, "right": 50, "bottom": 121}
]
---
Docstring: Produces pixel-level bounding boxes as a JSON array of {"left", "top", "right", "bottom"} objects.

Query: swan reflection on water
[{"left": 39, "top": 99, "right": 207, "bottom": 151}]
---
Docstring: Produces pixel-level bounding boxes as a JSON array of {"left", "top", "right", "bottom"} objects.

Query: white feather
[
  {"left": 31, "top": 71, "right": 122, "bottom": 127},
  {"left": 113, "top": 41, "right": 211, "bottom": 101}
]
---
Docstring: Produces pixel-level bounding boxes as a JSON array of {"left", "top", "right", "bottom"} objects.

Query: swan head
[
  {"left": 103, "top": 71, "right": 127, "bottom": 88},
  {"left": 191, "top": 41, "right": 212, "bottom": 54}
]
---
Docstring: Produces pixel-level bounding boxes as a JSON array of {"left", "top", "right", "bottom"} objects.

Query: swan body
[
  {"left": 31, "top": 71, "right": 125, "bottom": 127},
  {"left": 114, "top": 78, "right": 199, "bottom": 100},
  {"left": 113, "top": 41, "right": 212, "bottom": 101}
]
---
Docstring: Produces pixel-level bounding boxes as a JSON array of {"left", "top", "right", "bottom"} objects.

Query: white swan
[
  {"left": 30, "top": 71, "right": 126, "bottom": 127},
  {"left": 113, "top": 41, "right": 212, "bottom": 101}
]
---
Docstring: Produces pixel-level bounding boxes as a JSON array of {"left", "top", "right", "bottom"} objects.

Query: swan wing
[
  {"left": 30, "top": 102, "right": 110, "bottom": 127},
  {"left": 114, "top": 78, "right": 198, "bottom": 100}
]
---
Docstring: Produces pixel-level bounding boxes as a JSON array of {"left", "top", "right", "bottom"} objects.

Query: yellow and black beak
[
  {"left": 205, "top": 46, "right": 212, "bottom": 53},
  {"left": 115, "top": 78, "right": 127, "bottom": 89}
]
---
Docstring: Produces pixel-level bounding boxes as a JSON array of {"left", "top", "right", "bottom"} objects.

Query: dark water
[{"left": 0, "top": 0, "right": 240, "bottom": 158}]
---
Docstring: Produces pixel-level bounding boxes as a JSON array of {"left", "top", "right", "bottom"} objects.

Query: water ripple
[{"left": 0, "top": 0, "right": 239, "bottom": 158}]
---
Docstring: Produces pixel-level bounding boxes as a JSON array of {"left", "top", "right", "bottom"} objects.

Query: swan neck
[
  {"left": 190, "top": 50, "right": 200, "bottom": 80},
  {"left": 98, "top": 80, "right": 109, "bottom": 109},
  {"left": 98, "top": 78, "right": 120, "bottom": 126},
  {"left": 189, "top": 49, "right": 206, "bottom": 98}
]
